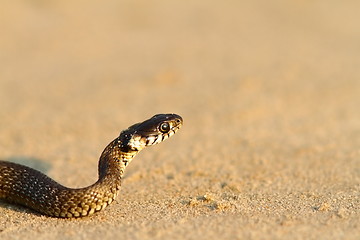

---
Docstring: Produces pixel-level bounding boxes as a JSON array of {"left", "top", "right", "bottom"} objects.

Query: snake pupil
[{"left": 159, "top": 122, "right": 170, "bottom": 133}]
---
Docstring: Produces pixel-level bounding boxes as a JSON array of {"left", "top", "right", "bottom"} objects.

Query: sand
[{"left": 0, "top": 1, "right": 359, "bottom": 239}]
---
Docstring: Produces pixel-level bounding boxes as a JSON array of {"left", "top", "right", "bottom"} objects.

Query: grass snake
[{"left": 0, "top": 113, "right": 182, "bottom": 218}]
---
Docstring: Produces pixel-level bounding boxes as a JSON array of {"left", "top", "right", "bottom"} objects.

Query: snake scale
[{"left": 0, "top": 114, "right": 182, "bottom": 218}]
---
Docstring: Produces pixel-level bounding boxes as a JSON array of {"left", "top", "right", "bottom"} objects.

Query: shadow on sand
[{"left": 0, "top": 156, "right": 52, "bottom": 216}]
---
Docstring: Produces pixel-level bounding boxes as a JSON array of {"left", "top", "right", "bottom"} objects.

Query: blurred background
[
  {"left": 0, "top": 0, "right": 359, "bottom": 170},
  {"left": 0, "top": 0, "right": 359, "bottom": 239}
]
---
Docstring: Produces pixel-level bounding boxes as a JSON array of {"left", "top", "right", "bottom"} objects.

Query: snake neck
[{"left": 98, "top": 137, "right": 140, "bottom": 180}]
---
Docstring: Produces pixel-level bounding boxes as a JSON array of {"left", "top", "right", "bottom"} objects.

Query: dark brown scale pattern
[
  {"left": 0, "top": 114, "right": 182, "bottom": 218},
  {"left": 0, "top": 140, "right": 122, "bottom": 218}
]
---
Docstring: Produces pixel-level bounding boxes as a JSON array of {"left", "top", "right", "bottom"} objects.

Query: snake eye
[{"left": 159, "top": 122, "right": 170, "bottom": 133}]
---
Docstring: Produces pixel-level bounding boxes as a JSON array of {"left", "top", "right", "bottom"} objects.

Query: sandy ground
[{"left": 0, "top": 1, "right": 359, "bottom": 239}]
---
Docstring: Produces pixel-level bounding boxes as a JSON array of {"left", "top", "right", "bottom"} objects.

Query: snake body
[{"left": 0, "top": 114, "right": 182, "bottom": 218}]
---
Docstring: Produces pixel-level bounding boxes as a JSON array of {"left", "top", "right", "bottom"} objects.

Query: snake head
[{"left": 121, "top": 113, "right": 183, "bottom": 151}]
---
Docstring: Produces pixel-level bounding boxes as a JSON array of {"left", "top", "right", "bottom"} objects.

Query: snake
[{"left": 0, "top": 113, "right": 182, "bottom": 218}]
